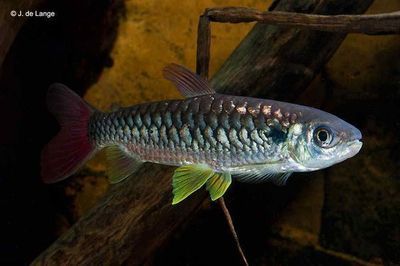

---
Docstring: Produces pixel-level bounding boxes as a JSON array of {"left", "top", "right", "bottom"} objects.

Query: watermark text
[{"left": 10, "top": 10, "right": 56, "bottom": 19}]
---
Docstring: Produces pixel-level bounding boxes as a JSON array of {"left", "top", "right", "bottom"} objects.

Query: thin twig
[
  {"left": 196, "top": 14, "right": 211, "bottom": 79},
  {"left": 218, "top": 197, "right": 249, "bottom": 266},
  {"left": 205, "top": 7, "right": 400, "bottom": 35}
]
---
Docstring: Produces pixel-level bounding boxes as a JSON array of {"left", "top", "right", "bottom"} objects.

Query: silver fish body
[{"left": 88, "top": 93, "right": 362, "bottom": 177}]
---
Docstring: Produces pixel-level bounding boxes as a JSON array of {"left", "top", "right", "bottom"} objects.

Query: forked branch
[{"left": 197, "top": 7, "right": 400, "bottom": 77}]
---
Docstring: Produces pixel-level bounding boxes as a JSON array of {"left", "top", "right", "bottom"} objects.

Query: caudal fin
[{"left": 41, "top": 83, "right": 96, "bottom": 183}]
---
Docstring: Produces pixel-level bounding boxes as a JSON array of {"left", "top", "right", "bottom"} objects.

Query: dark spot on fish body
[{"left": 268, "top": 127, "right": 287, "bottom": 144}]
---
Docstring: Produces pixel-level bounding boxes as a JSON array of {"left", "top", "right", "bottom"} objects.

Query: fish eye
[{"left": 313, "top": 126, "right": 333, "bottom": 148}]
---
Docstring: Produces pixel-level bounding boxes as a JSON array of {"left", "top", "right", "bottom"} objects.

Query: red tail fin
[{"left": 41, "top": 83, "right": 96, "bottom": 183}]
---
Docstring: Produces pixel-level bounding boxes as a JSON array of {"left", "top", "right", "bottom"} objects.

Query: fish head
[{"left": 289, "top": 108, "right": 362, "bottom": 171}]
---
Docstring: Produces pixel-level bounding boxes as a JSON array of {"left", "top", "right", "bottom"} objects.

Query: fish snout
[
  {"left": 338, "top": 124, "right": 362, "bottom": 142},
  {"left": 350, "top": 127, "right": 362, "bottom": 141},
  {"left": 346, "top": 127, "right": 363, "bottom": 157}
]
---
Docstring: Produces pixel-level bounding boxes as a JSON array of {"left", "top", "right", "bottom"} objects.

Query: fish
[{"left": 41, "top": 63, "right": 362, "bottom": 204}]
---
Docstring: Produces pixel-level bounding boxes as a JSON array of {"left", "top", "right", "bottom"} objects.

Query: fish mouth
[
  {"left": 347, "top": 126, "right": 362, "bottom": 154},
  {"left": 348, "top": 139, "right": 363, "bottom": 156}
]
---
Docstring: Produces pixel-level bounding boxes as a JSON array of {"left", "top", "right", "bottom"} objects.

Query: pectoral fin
[
  {"left": 206, "top": 172, "right": 232, "bottom": 201},
  {"left": 235, "top": 169, "right": 292, "bottom": 186}
]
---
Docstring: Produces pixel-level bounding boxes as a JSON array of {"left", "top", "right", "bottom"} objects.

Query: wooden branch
[
  {"left": 205, "top": 7, "right": 400, "bottom": 35},
  {"left": 32, "top": 0, "right": 377, "bottom": 265},
  {"left": 196, "top": 14, "right": 210, "bottom": 78}
]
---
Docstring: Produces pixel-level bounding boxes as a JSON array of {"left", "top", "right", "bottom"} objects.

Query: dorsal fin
[{"left": 163, "top": 63, "right": 215, "bottom": 98}]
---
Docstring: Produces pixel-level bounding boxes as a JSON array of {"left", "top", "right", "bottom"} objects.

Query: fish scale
[{"left": 88, "top": 94, "right": 293, "bottom": 171}]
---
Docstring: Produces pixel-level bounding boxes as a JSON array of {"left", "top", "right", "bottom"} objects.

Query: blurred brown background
[{"left": 0, "top": 0, "right": 399, "bottom": 265}]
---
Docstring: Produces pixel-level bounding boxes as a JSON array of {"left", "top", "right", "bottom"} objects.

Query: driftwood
[{"left": 32, "top": 0, "right": 396, "bottom": 265}]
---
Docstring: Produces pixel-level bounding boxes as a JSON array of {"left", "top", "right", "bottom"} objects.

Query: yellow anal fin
[
  {"left": 206, "top": 172, "right": 232, "bottom": 201},
  {"left": 172, "top": 164, "right": 214, "bottom": 205},
  {"left": 172, "top": 164, "right": 232, "bottom": 205},
  {"left": 105, "top": 146, "right": 142, "bottom": 184}
]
